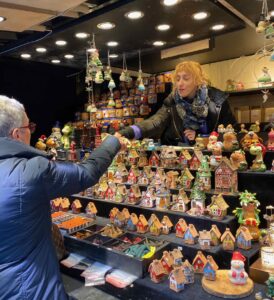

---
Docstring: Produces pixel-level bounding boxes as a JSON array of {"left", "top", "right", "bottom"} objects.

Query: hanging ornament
[
  {"left": 104, "top": 50, "right": 113, "bottom": 81},
  {"left": 138, "top": 78, "right": 145, "bottom": 92},
  {"left": 262, "top": 89, "right": 270, "bottom": 103},
  {"left": 95, "top": 70, "right": 104, "bottom": 84},
  {"left": 137, "top": 50, "right": 146, "bottom": 92},
  {"left": 120, "top": 53, "right": 127, "bottom": 82},
  {"left": 107, "top": 96, "right": 116, "bottom": 107},
  {"left": 108, "top": 78, "right": 116, "bottom": 90}
]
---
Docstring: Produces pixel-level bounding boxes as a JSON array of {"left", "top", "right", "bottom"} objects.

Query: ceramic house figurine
[
  {"left": 128, "top": 148, "right": 139, "bottom": 166},
  {"left": 189, "top": 150, "right": 203, "bottom": 170},
  {"left": 107, "top": 161, "right": 117, "bottom": 182},
  {"left": 140, "top": 186, "right": 156, "bottom": 207},
  {"left": 114, "top": 184, "right": 127, "bottom": 203},
  {"left": 183, "top": 224, "right": 199, "bottom": 245},
  {"left": 152, "top": 167, "right": 166, "bottom": 186},
  {"left": 228, "top": 251, "right": 248, "bottom": 285},
  {"left": 149, "top": 151, "right": 160, "bottom": 167},
  {"left": 136, "top": 214, "right": 149, "bottom": 233},
  {"left": 208, "top": 194, "right": 229, "bottom": 220},
  {"left": 126, "top": 213, "right": 139, "bottom": 231},
  {"left": 105, "top": 182, "right": 116, "bottom": 201},
  {"left": 161, "top": 251, "right": 174, "bottom": 274},
  {"left": 189, "top": 174, "right": 206, "bottom": 216},
  {"left": 97, "top": 181, "right": 109, "bottom": 199},
  {"left": 178, "top": 168, "right": 194, "bottom": 189},
  {"left": 51, "top": 198, "right": 61, "bottom": 211},
  {"left": 109, "top": 207, "right": 119, "bottom": 223},
  {"left": 210, "top": 225, "right": 222, "bottom": 246},
  {"left": 178, "top": 149, "right": 192, "bottom": 169},
  {"left": 149, "top": 259, "right": 166, "bottom": 283},
  {"left": 267, "top": 129, "right": 274, "bottom": 151},
  {"left": 236, "top": 226, "right": 253, "bottom": 250},
  {"left": 113, "top": 211, "right": 127, "bottom": 228},
  {"left": 171, "top": 188, "right": 190, "bottom": 212},
  {"left": 215, "top": 157, "right": 238, "bottom": 193},
  {"left": 138, "top": 170, "right": 150, "bottom": 185},
  {"left": 143, "top": 165, "right": 155, "bottom": 180},
  {"left": 166, "top": 171, "right": 179, "bottom": 189},
  {"left": 207, "top": 131, "right": 219, "bottom": 151},
  {"left": 169, "top": 268, "right": 186, "bottom": 292},
  {"left": 192, "top": 251, "right": 207, "bottom": 273},
  {"left": 198, "top": 156, "right": 211, "bottom": 191},
  {"left": 127, "top": 184, "right": 142, "bottom": 205},
  {"left": 127, "top": 165, "right": 140, "bottom": 184},
  {"left": 230, "top": 150, "right": 248, "bottom": 171},
  {"left": 138, "top": 150, "right": 148, "bottom": 167},
  {"left": 59, "top": 198, "right": 70, "bottom": 212},
  {"left": 182, "top": 259, "right": 194, "bottom": 284},
  {"left": 86, "top": 202, "right": 97, "bottom": 220},
  {"left": 221, "top": 228, "right": 236, "bottom": 251},
  {"left": 121, "top": 208, "right": 130, "bottom": 223},
  {"left": 160, "top": 146, "right": 178, "bottom": 168},
  {"left": 249, "top": 143, "right": 267, "bottom": 172},
  {"left": 223, "top": 131, "right": 239, "bottom": 151},
  {"left": 175, "top": 218, "right": 188, "bottom": 238},
  {"left": 198, "top": 230, "right": 212, "bottom": 250},
  {"left": 233, "top": 190, "right": 261, "bottom": 241},
  {"left": 203, "top": 256, "right": 219, "bottom": 281},
  {"left": 170, "top": 248, "right": 183, "bottom": 267},
  {"left": 155, "top": 186, "right": 170, "bottom": 210},
  {"left": 114, "top": 164, "right": 128, "bottom": 184},
  {"left": 71, "top": 199, "right": 82, "bottom": 214},
  {"left": 161, "top": 215, "right": 173, "bottom": 235},
  {"left": 149, "top": 214, "right": 163, "bottom": 236}
]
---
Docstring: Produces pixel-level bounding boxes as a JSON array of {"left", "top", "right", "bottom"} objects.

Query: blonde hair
[{"left": 172, "top": 61, "right": 210, "bottom": 92}]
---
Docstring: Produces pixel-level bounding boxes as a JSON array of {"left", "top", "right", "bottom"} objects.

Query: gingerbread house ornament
[
  {"left": 149, "top": 151, "right": 160, "bottom": 167},
  {"left": 171, "top": 189, "right": 190, "bottom": 212},
  {"left": 175, "top": 218, "right": 188, "bottom": 238},
  {"left": 170, "top": 248, "right": 183, "bottom": 266},
  {"left": 155, "top": 186, "right": 170, "bottom": 210},
  {"left": 109, "top": 207, "right": 119, "bottom": 223},
  {"left": 198, "top": 230, "right": 212, "bottom": 250},
  {"left": 51, "top": 198, "right": 61, "bottom": 211},
  {"left": 178, "top": 168, "right": 194, "bottom": 189},
  {"left": 208, "top": 194, "right": 229, "bottom": 220},
  {"left": 149, "top": 214, "right": 163, "bottom": 236},
  {"left": 105, "top": 182, "right": 116, "bottom": 201},
  {"left": 59, "top": 198, "right": 70, "bottom": 212},
  {"left": 128, "top": 148, "right": 139, "bottom": 166},
  {"left": 114, "top": 184, "right": 127, "bottom": 203},
  {"left": 221, "top": 228, "right": 236, "bottom": 251},
  {"left": 161, "top": 250, "right": 174, "bottom": 274},
  {"left": 140, "top": 186, "right": 156, "bottom": 208},
  {"left": 113, "top": 163, "right": 128, "bottom": 184},
  {"left": 215, "top": 157, "right": 238, "bottom": 193},
  {"left": 85, "top": 202, "right": 97, "bottom": 219},
  {"left": 126, "top": 213, "right": 138, "bottom": 231},
  {"left": 178, "top": 149, "right": 192, "bottom": 169},
  {"left": 203, "top": 256, "right": 219, "bottom": 281},
  {"left": 138, "top": 150, "right": 148, "bottom": 167},
  {"left": 138, "top": 170, "right": 150, "bottom": 185},
  {"left": 127, "top": 184, "right": 142, "bottom": 205},
  {"left": 236, "top": 226, "right": 253, "bottom": 250},
  {"left": 183, "top": 224, "right": 199, "bottom": 245},
  {"left": 161, "top": 215, "right": 173, "bottom": 235},
  {"left": 210, "top": 224, "right": 222, "bottom": 246},
  {"left": 182, "top": 259, "right": 194, "bottom": 284},
  {"left": 127, "top": 165, "right": 140, "bottom": 184},
  {"left": 189, "top": 149, "right": 203, "bottom": 170},
  {"left": 136, "top": 214, "right": 149, "bottom": 233},
  {"left": 166, "top": 171, "right": 179, "bottom": 189},
  {"left": 160, "top": 146, "right": 178, "bottom": 168},
  {"left": 169, "top": 268, "right": 186, "bottom": 292},
  {"left": 149, "top": 259, "right": 166, "bottom": 283},
  {"left": 192, "top": 251, "right": 207, "bottom": 273}
]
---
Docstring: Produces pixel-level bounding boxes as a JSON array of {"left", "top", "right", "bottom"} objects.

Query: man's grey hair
[{"left": 0, "top": 95, "right": 25, "bottom": 137}]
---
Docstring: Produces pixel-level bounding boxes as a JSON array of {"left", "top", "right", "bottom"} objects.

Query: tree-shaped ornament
[{"left": 137, "top": 50, "right": 145, "bottom": 92}]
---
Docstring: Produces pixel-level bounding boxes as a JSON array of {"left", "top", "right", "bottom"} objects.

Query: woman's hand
[{"left": 184, "top": 129, "right": 196, "bottom": 141}]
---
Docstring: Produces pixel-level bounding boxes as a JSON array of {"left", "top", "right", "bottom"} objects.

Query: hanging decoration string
[{"left": 139, "top": 49, "right": 142, "bottom": 71}]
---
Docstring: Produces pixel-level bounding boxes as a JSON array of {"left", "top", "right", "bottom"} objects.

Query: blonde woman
[{"left": 119, "top": 61, "right": 236, "bottom": 145}]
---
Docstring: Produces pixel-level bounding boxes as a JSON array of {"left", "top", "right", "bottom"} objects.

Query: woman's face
[{"left": 175, "top": 71, "right": 197, "bottom": 98}]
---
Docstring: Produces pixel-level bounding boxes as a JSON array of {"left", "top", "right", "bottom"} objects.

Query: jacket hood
[{"left": 0, "top": 137, "right": 51, "bottom": 159}]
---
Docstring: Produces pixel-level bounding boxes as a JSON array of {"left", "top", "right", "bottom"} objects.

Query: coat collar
[{"left": 0, "top": 137, "right": 51, "bottom": 159}]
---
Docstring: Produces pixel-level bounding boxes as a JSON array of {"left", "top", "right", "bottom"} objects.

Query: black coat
[{"left": 120, "top": 87, "right": 236, "bottom": 145}]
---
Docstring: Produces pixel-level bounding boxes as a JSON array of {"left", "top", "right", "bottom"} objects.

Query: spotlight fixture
[
  {"left": 107, "top": 41, "right": 118, "bottom": 47},
  {"left": 153, "top": 41, "right": 166, "bottom": 46},
  {"left": 178, "top": 33, "right": 193, "bottom": 39},
  {"left": 51, "top": 59, "right": 60, "bottom": 64},
  {"left": 21, "top": 53, "right": 31, "bottom": 59},
  {"left": 109, "top": 54, "right": 118, "bottom": 58},
  {"left": 64, "top": 54, "right": 74, "bottom": 59},
  {"left": 97, "top": 22, "right": 115, "bottom": 30},
  {"left": 55, "top": 40, "right": 67, "bottom": 46},
  {"left": 162, "top": 0, "right": 181, "bottom": 7},
  {"left": 0, "top": 16, "right": 6, "bottom": 22},
  {"left": 87, "top": 47, "right": 97, "bottom": 53},
  {"left": 125, "top": 11, "right": 144, "bottom": 20},
  {"left": 270, "top": 10, "right": 274, "bottom": 17},
  {"left": 156, "top": 24, "right": 171, "bottom": 31},
  {"left": 211, "top": 24, "right": 225, "bottom": 31},
  {"left": 75, "top": 32, "right": 89, "bottom": 39},
  {"left": 193, "top": 12, "right": 208, "bottom": 20},
  {"left": 36, "top": 47, "right": 47, "bottom": 53}
]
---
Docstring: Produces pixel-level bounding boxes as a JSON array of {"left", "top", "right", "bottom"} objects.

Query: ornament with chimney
[
  {"left": 236, "top": 226, "right": 253, "bottom": 250},
  {"left": 136, "top": 214, "right": 149, "bottom": 233},
  {"left": 161, "top": 215, "right": 173, "bottom": 235},
  {"left": 203, "top": 255, "right": 219, "bottom": 281},
  {"left": 228, "top": 251, "right": 248, "bottom": 285},
  {"left": 198, "top": 230, "right": 212, "bottom": 250},
  {"left": 183, "top": 224, "right": 199, "bottom": 245},
  {"left": 160, "top": 146, "right": 178, "bottom": 168},
  {"left": 178, "top": 149, "right": 191, "bottom": 169},
  {"left": 192, "top": 250, "right": 207, "bottom": 273},
  {"left": 175, "top": 218, "right": 188, "bottom": 238},
  {"left": 113, "top": 163, "right": 128, "bottom": 184},
  {"left": 221, "top": 228, "right": 236, "bottom": 251},
  {"left": 233, "top": 190, "right": 260, "bottom": 241},
  {"left": 161, "top": 250, "right": 174, "bottom": 274},
  {"left": 207, "top": 194, "right": 229, "bottom": 220},
  {"left": 169, "top": 268, "right": 186, "bottom": 293},
  {"left": 140, "top": 186, "right": 156, "bottom": 208},
  {"left": 178, "top": 168, "right": 194, "bottom": 189},
  {"left": 215, "top": 157, "right": 238, "bottom": 193},
  {"left": 189, "top": 149, "right": 203, "bottom": 170},
  {"left": 182, "top": 259, "right": 194, "bottom": 284},
  {"left": 149, "top": 259, "right": 166, "bottom": 283},
  {"left": 171, "top": 188, "right": 190, "bottom": 212}
]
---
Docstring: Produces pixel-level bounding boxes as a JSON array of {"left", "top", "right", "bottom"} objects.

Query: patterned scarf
[{"left": 174, "top": 84, "right": 210, "bottom": 131}]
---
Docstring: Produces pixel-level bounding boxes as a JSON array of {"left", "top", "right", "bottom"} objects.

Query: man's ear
[{"left": 11, "top": 128, "right": 20, "bottom": 140}]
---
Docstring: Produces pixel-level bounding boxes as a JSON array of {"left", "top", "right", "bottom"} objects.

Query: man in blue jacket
[{"left": 0, "top": 95, "right": 124, "bottom": 300}]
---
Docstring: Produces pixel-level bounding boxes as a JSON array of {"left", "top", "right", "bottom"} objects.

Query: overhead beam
[{"left": 0, "top": 1, "right": 58, "bottom": 15}]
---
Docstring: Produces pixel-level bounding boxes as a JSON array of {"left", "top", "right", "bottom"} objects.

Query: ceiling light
[
  {"left": 21, "top": 53, "right": 31, "bottom": 59},
  {"left": 109, "top": 54, "right": 118, "bottom": 58},
  {"left": 97, "top": 22, "right": 115, "bottom": 30},
  {"left": 125, "top": 11, "right": 144, "bottom": 20},
  {"left": 270, "top": 10, "right": 274, "bottom": 17},
  {"left": 211, "top": 24, "right": 225, "bottom": 31},
  {"left": 36, "top": 47, "right": 47, "bottom": 53},
  {"left": 87, "top": 47, "right": 97, "bottom": 53},
  {"left": 156, "top": 24, "right": 171, "bottom": 31},
  {"left": 153, "top": 41, "right": 166, "bottom": 46},
  {"left": 107, "top": 41, "right": 118, "bottom": 47},
  {"left": 64, "top": 54, "right": 74, "bottom": 59},
  {"left": 75, "top": 32, "right": 89, "bottom": 39},
  {"left": 162, "top": 0, "right": 180, "bottom": 7},
  {"left": 0, "top": 16, "right": 6, "bottom": 22},
  {"left": 193, "top": 12, "right": 208, "bottom": 20},
  {"left": 51, "top": 59, "right": 60, "bottom": 64},
  {"left": 178, "top": 33, "right": 193, "bottom": 39},
  {"left": 55, "top": 40, "right": 67, "bottom": 46}
]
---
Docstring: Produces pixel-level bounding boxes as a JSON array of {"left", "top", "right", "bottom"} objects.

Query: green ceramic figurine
[{"left": 249, "top": 143, "right": 267, "bottom": 172}]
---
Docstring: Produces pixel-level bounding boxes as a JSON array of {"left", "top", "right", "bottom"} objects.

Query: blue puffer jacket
[{"left": 0, "top": 136, "right": 120, "bottom": 300}]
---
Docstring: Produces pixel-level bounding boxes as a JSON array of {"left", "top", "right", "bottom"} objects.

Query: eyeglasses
[{"left": 18, "top": 122, "right": 36, "bottom": 134}]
